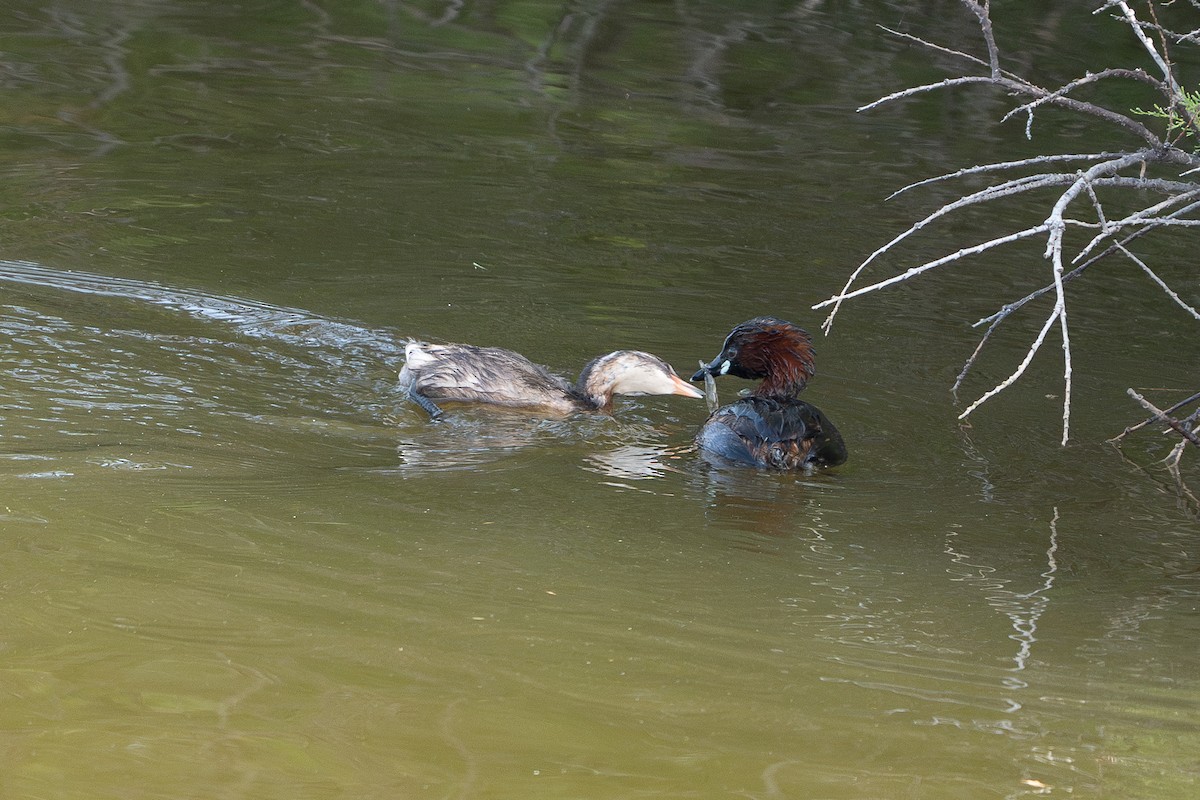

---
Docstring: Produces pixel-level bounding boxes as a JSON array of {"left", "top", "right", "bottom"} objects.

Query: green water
[{"left": 1, "top": 2, "right": 1198, "bottom": 798}]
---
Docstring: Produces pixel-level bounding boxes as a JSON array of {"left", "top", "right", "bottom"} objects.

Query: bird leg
[{"left": 409, "top": 390, "right": 445, "bottom": 420}]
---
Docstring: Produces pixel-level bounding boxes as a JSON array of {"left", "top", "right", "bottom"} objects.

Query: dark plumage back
[{"left": 697, "top": 397, "right": 847, "bottom": 470}]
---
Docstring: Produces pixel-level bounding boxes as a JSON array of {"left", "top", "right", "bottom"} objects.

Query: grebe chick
[
  {"left": 399, "top": 341, "right": 703, "bottom": 419},
  {"left": 691, "top": 316, "right": 847, "bottom": 470}
]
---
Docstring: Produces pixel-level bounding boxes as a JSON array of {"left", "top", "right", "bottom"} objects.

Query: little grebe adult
[
  {"left": 691, "top": 317, "right": 847, "bottom": 470},
  {"left": 400, "top": 341, "right": 703, "bottom": 419}
]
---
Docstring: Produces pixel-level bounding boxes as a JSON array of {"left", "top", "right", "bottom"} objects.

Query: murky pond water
[{"left": 2, "top": 2, "right": 1199, "bottom": 798}]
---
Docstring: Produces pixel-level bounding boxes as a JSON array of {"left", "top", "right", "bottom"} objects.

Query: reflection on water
[
  {"left": 584, "top": 442, "right": 693, "bottom": 482},
  {"left": 944, "top": 510, "right": 1061, "bottom": 699},
  {"left": 388, "top": 415, "right": 613, "bottom": 474}
]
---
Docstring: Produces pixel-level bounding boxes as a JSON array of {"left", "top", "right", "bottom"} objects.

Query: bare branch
[
  {"left": 825, "top": 151, "right": 1181, "bottom": 345},
  {"left": 832, "top": 1, "right": 1200, "bottom": 447},
  {"left": 967, "top": 196, "right": 1200, "bottom": 336},
  {"left": 1083, "top": 178, "right": 1109, "bottom": 231},
  {"left": 1000, "top": 68, "right": 1163, "bottom": 127},
  {"left": 1074, "top": 187, "right": 1200, "bottom": 262},
  {"left": 819, "top": 173, "right": 1081, "bottom": 333},
  {"left": 857, "top": 76, "right": 997, "bottom": 113},
  {"left": 1107, "top": 0, "right": 1200, "bottom": 141},
  {"left": 1049, "top": 232, "right": 1073, "bottom": 446},
  {"left": 1042, "top": 154, "right": 1149, "bottom": 264},
  {"left": 955, "top": 152, "right": 1190, "bottom": 441},
  {"left": 875, "top": 7, "right": 1167, "bottom": 147},
  {"left": 1126, "top": 388, "right": 1200, "bottom": 448},
  {"left": 1116, "top": 244, "right": 1200, "bottom": 319},
  {"left": 1010, "top": 82, "right": 1164, "bottom": 147},
  {"left": 813, "top": 225, "right": 1046, "bottom": 317},
  {"left": 955, "top": 192, "right": 1200, "bottom": 404},
  {"left": 874, "top": 25, "right": 992, "bottom": 73},
  {"left": 960, "top": 0, "right": 1001, "bottom": 77},
  {"left": 958, "top": 305, "right": 1061, "bottom": 421},
  {"left": 1109, "top": 1, "right": 1181, "bottom": 92},
  {"left": 1110, "top": 389, "right": 1200, "bottom": 441},
  {"left": 887, "top": 152, "right": 1126, "bottom": 199}
]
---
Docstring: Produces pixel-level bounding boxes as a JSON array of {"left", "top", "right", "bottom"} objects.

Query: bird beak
[
  {"left": 670, "top": 372, "right": 704, "bottom": 398},
  {"left": 690, "top": 356, "right": 724, "bottom": 382}
]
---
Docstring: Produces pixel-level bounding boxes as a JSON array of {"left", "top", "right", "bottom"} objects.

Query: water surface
[{"left": 1, "top": 2, "right": 1199, "bottom": 798}]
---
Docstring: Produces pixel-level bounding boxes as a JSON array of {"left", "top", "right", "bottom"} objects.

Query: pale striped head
[{"left": 579, "top": 350, "right": 703, "bottom": 407}]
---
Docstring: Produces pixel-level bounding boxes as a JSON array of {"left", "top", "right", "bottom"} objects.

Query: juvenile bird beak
[{"left": 670, "top": 372, "right": 705, "bottom": 398}]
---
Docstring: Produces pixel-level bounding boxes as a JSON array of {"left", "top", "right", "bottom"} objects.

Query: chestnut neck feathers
[{"left": 715, "top": 317, "right": 816, "bottom": 397}]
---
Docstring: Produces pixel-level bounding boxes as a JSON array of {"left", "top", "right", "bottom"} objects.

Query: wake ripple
[
  {"left": 0, "top": 259, "right": 406, "bottom": 363},
  {"left": 0, "top": 260, "right": 409, "bottom": 438}
]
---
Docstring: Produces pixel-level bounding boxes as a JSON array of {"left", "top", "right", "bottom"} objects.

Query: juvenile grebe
[
  {"left": 399, "top": 341, "right": 703, "bottom": 419},
  {"left": 691, "top": 317, "right": 847, "bottom": 470}
]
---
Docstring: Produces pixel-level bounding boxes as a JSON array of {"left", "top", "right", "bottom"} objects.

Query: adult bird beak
[{"left": 690, "top": 356, "right": 722, "bottom": 382}]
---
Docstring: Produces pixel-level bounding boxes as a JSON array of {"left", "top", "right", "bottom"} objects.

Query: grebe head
[
  {"left": 579, "top": 350, "right": 703, "bottom": 408},
  {"left": 691, "top": 316, "right": 816, "bottom": 396}
]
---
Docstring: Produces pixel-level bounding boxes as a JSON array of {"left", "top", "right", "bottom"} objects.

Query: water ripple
[{"left": 0, "top": 260, "right": 408, "bottom": 456}]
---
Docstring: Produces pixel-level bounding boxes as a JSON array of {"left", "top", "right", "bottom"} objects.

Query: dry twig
[
  {"left": 1125, "top": 389, "right": 1200, "bottom": 449},
  {"left": 815, "top": 0, "right": 1200, "bottom": 446}
]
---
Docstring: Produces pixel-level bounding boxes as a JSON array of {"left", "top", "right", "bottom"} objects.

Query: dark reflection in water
[{"left": 386, "top": 413, "right": 683, "bottom": 475}]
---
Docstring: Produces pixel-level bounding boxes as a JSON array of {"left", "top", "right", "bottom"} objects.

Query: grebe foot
[{"left": 409, "top": 390, "right": 445, "bottom": 421}]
